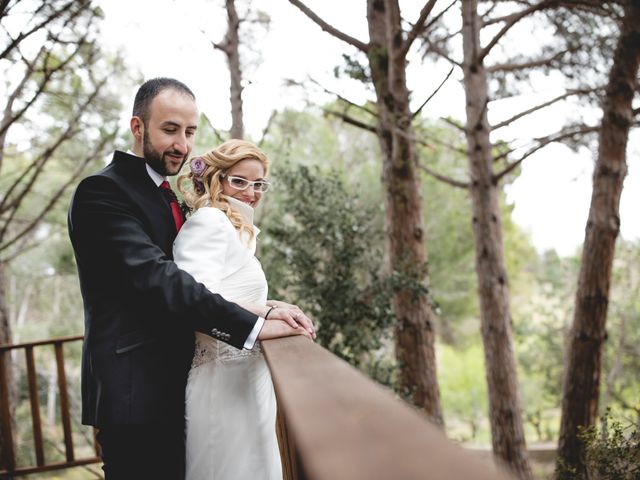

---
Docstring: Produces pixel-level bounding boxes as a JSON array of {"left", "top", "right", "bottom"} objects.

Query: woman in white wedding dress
[{"left": 173, "top": 140, "right": 307, "bottom": 480}]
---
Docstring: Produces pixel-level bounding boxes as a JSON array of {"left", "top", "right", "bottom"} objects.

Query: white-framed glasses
[{"left": 221, "top": 174, "right": 271, "bottom": 193}]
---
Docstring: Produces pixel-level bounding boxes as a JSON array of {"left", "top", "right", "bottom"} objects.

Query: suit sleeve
[{"left": 69, "top": 175, "right": 257, "bottom": 349}]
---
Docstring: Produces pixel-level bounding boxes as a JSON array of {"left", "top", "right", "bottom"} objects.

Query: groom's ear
[{"left": 130, "top": 116, "right": 144, "bottom": 142}]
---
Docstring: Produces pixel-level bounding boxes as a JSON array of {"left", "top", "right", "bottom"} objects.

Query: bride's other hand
[
  {"left": 265, "top": 303, "right": 316, "bottom": 339},
  {"left": 258, "top": 319, "right": 313, "bottom": 341}
]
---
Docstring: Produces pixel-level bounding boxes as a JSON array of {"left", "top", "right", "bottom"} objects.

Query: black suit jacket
[{"left": 68, "top": 151, "right": 258, "bottom": 427}]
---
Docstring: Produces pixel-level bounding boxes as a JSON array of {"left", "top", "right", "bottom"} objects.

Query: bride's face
[{"left": 221, "top": 159, "right": 266, "bottom": 208}]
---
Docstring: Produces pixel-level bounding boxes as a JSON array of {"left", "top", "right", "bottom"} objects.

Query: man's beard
[{"left": 143, "top": 129, "right": 187, "bottom": 176}]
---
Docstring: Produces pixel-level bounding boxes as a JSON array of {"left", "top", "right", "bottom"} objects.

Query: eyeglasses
[{"left": 222, "top": 174, "right": 271, "bottom": 193}]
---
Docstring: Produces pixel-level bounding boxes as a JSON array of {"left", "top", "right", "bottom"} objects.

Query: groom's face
[{"left": 142, "top": 89, "right": 199, "bottom": 176}]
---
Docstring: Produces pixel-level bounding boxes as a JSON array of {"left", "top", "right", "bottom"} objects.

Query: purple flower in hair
[
  {"left": 193, "top": 178, "right": 206, "bottom": 195},
  {"left": 190, "top": 157, "right": 206, "bottom": 177}
]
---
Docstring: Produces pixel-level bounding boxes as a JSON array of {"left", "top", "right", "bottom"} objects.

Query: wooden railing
[
  {"left": 1, "top": 333, "right": 520, "bottom": 479},
  {"left": 263, "top": 336, "right": 516, "bottom": 480},
  {"left": 0, "top": 335, "right": 101, "bottom": 477}
]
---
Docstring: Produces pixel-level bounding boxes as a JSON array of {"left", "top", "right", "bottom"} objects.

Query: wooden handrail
[
  {"left": 263, "top": 336, "right": 515, "bottom": 480},
  {"left": 0, "top": 335, "right": 100, "bottom": 477},
  {"left": 0, "top": 335, "right": 84, "bottom": 352},
  {"left": 2, "top": 333, "right": 525, "bottom": 478}
]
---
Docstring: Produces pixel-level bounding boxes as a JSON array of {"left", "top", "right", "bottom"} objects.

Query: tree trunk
[
  {"left": 225, "top": 0, "right": 244, "bottom": 139},
  {"left": 460, "top": 2, "right": 532, "bottom": 478},
  {"left": 366, "top": 0, "right": 443, "bottom": 425},
  {"left": 556, "top": 1, "right": 640, "bottom": 475}
]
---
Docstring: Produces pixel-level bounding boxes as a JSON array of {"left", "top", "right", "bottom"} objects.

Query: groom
[{"left": 68, "top": 78, "right": 310, "bottom": 479}]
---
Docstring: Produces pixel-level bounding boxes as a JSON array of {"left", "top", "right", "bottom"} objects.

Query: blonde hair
[{"left": 178, "top": 139, "right": 269, "bottom": 243}]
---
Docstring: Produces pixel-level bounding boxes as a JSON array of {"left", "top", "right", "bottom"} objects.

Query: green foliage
[
  {"left": 513, "top": 239, "right": 640, "bottom": 445},
  {"left": 514, "top": 248, "right": 574, "bottom": 442},
  {"left": 193, "top": 113, "right": 228, "bottom": 155},
  {"left": 557, "top": 412, "right": 640, "bottom": 480},
  {"left": 260, "top": 164, "right": 395, "bottom": 377},
  {"left": 333, "top": 53, "right": 371, "bottom": 84},
  {"left": 581, "top": 413, "right": 640, "bottom": 480},
  {"left": 513, "top": 249, "right": 571, "bottom": 440},
  {"left": 259, "top": 108, "right": 342, "bottom": 168},
  {"left": 438, "top": 343, "right": 489, "bottom": 442},
  {"left": 415, "top": 125, "right": 478, "bottom": 344},
  {"left": 604, "top": 240, "right": 640, "bottom": 419}
]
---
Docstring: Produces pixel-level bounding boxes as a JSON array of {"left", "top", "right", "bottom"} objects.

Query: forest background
[{"left": 0, "top": 1, "right": 639, "bottom": 479}]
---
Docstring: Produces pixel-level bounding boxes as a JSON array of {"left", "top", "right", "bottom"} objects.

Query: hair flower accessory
[
  {"left": 193, "top": 179, "right": 206, "bottom": 195},
  {"left": 190, "top": 157, "right": 206, "bottom": 177},
  {"left": 189, "top": 157, "right": 207, "bottom": 195}
]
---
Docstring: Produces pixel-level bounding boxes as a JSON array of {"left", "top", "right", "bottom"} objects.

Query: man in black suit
[{"left": 68, "top": 78, "right": 312, "bottom": 479}]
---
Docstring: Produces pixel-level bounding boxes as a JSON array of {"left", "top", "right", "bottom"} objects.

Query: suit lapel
[{"left": 111, "top": 152, "right": 178, "bottom": 255}]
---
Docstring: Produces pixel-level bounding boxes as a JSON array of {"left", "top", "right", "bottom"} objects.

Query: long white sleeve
[
  {"left": 175, "top": 206, "right": 267, "bottom": 350},
  {"left": 174, "top": 207, "right": 230, "bottom": 294}
]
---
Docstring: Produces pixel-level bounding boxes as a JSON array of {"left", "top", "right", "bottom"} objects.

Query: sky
[{"left": 98, "top": 0, "right": 640, "bottom": 257}]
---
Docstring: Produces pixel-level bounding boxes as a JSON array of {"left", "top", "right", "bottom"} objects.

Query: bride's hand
[
  {"left": 265, "top": 303, "right": 316, "bottom": 340},
  {"left": 236, "top": 301, "right": 316, "bottom": 339},
  {"left": 266, "top": 300, "right": 300, "bottom": 310},
  {"left": 258, "top": 319, "right": 313, "bottom": 341}
]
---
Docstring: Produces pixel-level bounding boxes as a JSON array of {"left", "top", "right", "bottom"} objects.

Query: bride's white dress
[{"left": 173, "top": 197, "right": 282, "bottom": 480}]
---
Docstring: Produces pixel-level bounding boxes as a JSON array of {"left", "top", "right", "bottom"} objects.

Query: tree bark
[
  {"left": 367, "top": 0, "right": 443, "bottom": 425},
  {"left": 460, "top": 2, "right": 532, "bottom": 478},
  {"left": 226, "top": 0, "right": 244, "bottom": 139},
  {"left": 556, "top": 1, "right": 640, "bottom": 475}
]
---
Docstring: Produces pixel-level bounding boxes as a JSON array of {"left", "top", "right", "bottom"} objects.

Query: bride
[{"left": 173, "top": 139, "right": 312, "bottom": 480}]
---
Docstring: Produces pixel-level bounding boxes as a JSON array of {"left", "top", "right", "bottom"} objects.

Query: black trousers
[{"left": 96, "top": 424, "right": 185, "bottom": 480}]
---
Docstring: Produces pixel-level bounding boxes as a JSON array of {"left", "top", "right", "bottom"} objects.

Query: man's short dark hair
[{"left": 132, "top": 77, "right": 196, "bottom": 126}]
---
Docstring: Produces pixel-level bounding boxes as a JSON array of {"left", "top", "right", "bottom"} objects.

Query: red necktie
[{"left": 159, "top": 181, "right": 184, "bottom": 232}]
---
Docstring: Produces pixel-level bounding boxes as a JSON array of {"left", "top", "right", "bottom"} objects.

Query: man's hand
[
  {"left": 265, "top": 301, "right": 316, "bottom": 339},
  {"left": 258, "top": 319, "right": 313, "bottom": 341}
]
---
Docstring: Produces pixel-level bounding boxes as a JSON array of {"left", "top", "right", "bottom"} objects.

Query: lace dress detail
[{"left": 191, "top": 334, "right": 263, "bottom": 369}]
